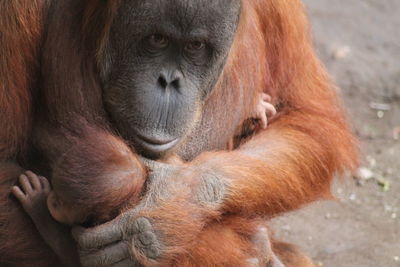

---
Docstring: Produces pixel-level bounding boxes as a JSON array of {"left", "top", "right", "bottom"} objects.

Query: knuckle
[
  {"left": 126, "top": 216, "right": 148, "bottom": 236},
  {"left": 146, "top": 246, "right": 161, "bottom": 259},
  {"left": 138, "top": 231, "right": 156, "bottom": 246},
  {"left": 129, "top": 218, "right": 162, "bottom": 260},
  {"left": 134, "top": 217, "right": 152, "bottom": 232},
  {"left": 72, "top": 228, "right": 89, "bottom": 246},
  {"left": 80, "top": 254, "right": 101, "bottom": 267},
  {"left": 78, "top": 236, "right": 93, "bottom": 249},
  {"left": 131, "top": 238, "right": 161, "bottom": 260}
]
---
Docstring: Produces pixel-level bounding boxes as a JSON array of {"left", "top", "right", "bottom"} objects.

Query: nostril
[
  {"left": 170, "top": 78, "right": 180, "bottom": 89},
  {"left": 158, "top": 70, "right": 182, "bottom": 90},
  {"left": 157, "top": 75, "right": 168, "bottom": 89}
]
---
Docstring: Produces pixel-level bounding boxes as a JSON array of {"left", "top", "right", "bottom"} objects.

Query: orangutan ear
[{"left": 47, "top": 191, "right": 64, "bottom": 222}]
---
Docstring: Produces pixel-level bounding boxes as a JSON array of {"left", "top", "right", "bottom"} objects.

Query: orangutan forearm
[{"left": 192, "top": 111, "right": 357, "bottom": 217}]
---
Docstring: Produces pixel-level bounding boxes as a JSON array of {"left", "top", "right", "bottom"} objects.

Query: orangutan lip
[
  {"left": 135, "top": 133, "right": 180, "bottom": 153},
  {"left": 136, "top": 134, "right": 177, "bottom": 145}
]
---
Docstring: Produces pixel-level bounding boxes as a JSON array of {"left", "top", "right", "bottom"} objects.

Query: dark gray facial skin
[{"left": 101, "top": 0, "right": 241, "bottom": 159}]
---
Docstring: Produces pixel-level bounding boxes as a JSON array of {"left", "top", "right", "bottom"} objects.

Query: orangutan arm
[
  {"left": 71, "top": 107, "right": 357, "bottom": 267},
  {"left": 192, "top": 109, "right": 358, "bottom": 217}
]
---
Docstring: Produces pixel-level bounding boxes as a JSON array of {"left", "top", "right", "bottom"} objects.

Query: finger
[
  {"left": 262, "top": 102, "right": 277, "bottom": 118},
  {"left": 12, "top": 186, "right": 26, "bottom": 202},
  {"left": 39, "top": 176, "right": 51, "bottom": 191},
  {"left": 80, "top": 241, "right": 130, "bottom": 267},
  {"left": 259, "top": 113, "right": 268, "bottom": 129},
  {"left": 111, "top": 259, "right": 139, "bottom": 267},
  {"left": 72, "top": 221, "right": 124, "bottom": 250},
  {"left": 262, "top": 93, "right": 272, "bottom": 102},
  {"left": 25, "top": 171, "right": 41, "bottom": 190},
  {"left": 19, "top": 174, "right": 33, "bottom": 194}
]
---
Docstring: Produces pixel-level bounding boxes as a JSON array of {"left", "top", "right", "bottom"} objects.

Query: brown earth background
[{"left": 271, "top": 1, "right": 400, "bottom": 266}]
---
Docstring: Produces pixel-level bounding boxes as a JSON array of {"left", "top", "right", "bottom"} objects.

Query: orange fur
[
  {"left": 0, "top": 162, "right": 59, "bottom": 266},
  {"left": 172, "top": 217, "right": 266, "bottom": 267},
  {"left": 0, "top": 0, "right": 358, "bottom": 266},
  {"left": 198, "top": 0, "right": 358, "bottom": 217},
  {"left": 0, "top": 1, "right": 48, "bottom": 158},
  {"left": 273, "top": 241, "right": 316, "bottom": 267},
  {"left": 51, "top": 124, "right": 147, "bottom": 225},
  {"left": 133, "top": 1, "right": 358, "bottom": 265}
]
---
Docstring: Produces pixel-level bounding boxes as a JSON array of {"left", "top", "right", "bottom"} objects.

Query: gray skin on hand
[{"left": 73, "top": 160, "right": 226, "bottom": 267}]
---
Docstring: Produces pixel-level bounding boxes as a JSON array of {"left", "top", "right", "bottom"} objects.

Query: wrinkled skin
[
  {"left": 73, "top": 159, "right": 228, "bottom": 266},
  {"left": 72, "top": 160, "right": 285, "bottom": 266},
  {"left": 102, "top": 0, "right": 241, "bottom": 159}
]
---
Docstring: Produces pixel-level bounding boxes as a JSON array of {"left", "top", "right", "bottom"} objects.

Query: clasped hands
[{"left": 73, "top": 159, "right": 225, "bottom": 267}]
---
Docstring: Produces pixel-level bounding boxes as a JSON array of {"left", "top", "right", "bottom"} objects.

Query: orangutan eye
[
  {"left": 185, "top": 40, "right": 206, "bottom": 52},
  {"left": 148, "top": 34, "right": 169, "bottom": 49}
]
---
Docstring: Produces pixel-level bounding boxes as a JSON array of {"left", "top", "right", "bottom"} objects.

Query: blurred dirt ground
[{"left": 271, "top": 1, "right": 400, "bottom": 266}]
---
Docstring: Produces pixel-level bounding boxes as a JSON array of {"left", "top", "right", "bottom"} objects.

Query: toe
[
  {"left": 262, "top": 93, "right": 272, "bottom": 102},
  {"left": 262, "top": 102, "right": 277, "bottom": 117}
]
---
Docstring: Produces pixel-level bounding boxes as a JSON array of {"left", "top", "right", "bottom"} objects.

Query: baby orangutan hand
[
  {"left": 12, "top": 171, "right": 51, "bottom": 222},
  {"left": 12, "top": 172, "right": 83, "bottom": 267}
]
